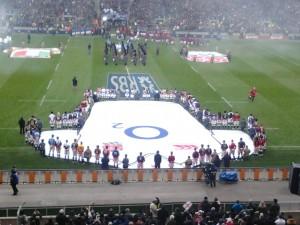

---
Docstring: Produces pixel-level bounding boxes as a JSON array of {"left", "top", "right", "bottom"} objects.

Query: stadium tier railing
[
  {"left": 0, "top": 201, "right": 272, "bottom": 218},
  {"left": 1, "top": 201, "right": 299, "bottom": 219},
  {"left": 0, "top": 167, "right": 289, "bottom": 184}
]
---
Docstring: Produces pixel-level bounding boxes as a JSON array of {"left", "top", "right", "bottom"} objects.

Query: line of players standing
[
  {"left": 37, "top": 136, "right": 249, "bottom": 169},
  {"left": 187, "top": 138, "right": 250, "bottom": 169},
  {"left": 104, "top": 39, "right": 147, "bottom": 66},
  {"left": 38, "top": 136, "right": 124, "bottom": 169}
]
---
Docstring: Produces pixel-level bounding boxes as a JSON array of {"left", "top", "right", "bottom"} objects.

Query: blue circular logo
[{"left": 124, "top": 126, "right": 168, "bottom": 140}]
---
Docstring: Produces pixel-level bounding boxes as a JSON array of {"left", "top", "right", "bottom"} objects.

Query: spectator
[
  {"left": 274, "top": 213, "right": 287, "bottom": 225},
  {"left": 199, "top": 196, "right": 210, "bottom": 214},
  {"left": 150, "top": 197, "right": 161, "bottom": 221},
  {"left": 30, "top": 209, "right": 42, "bottom": 225},
  {"left": 231, "top": 200, "right": 244, "bottom": 215},
  {"left": 166, "top": 215, "right": 176, "bottom": 225},
  {"left": 157, "top": 205, "right": 169, "bottom": 225},
  {"left": 270, "top": 198, "right": 281, "bottom": 219},
  {"left": 17, "top": 207, "right": 27, "bottom": 225},
  {"left": 56, "top": 209, "right": 67, "bottom": 225},
  {"left": 287, "top": 215, "right": 297, "bottom": 225}
]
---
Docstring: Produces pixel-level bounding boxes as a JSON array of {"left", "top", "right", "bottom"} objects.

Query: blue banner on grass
[{"left": 107, "top": 73, "right": 160, "bottom": 97}]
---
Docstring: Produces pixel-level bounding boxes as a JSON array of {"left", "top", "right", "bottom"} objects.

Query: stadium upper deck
[{"left": 1, "top": 0, "right": 300, "bottom": 33}]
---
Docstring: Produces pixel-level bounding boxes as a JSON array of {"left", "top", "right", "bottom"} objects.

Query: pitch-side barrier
[{"left": 0, "top": 167, "right": 289, "bottom": 184}]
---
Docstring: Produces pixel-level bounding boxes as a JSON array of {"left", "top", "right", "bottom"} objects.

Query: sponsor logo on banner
[
  {"left": 9, "top": 47, "right": 61, "bottom": 59},
  {"left": 173, "top": 144, "right": 198, "bottom": 150},
  {"left": 186, "top": 51, "right": 229, "bottom": 63},
  {"left": 245, "top": 34, "right": 259, "bottom": 40},
  {"left": 270, "top": 34, "right": 286, "bottom": 40},
  {"left": 107, "top": 73, "right": 160, "bottom": 97},
  {"left": 102, "top": 142, "right": 123, "bottom": 151}
]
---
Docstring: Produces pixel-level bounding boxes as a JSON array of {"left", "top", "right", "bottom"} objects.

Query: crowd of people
[
  {"left": 19, "top": 86, "right": 267, "bottom": 168},
  {"left": 3, "top": 0, "right": 97, "bottom": 31},
  {"left": 15, "top": 197, "right": 297, "bottom": 225},
  {"left": 38, "top": 134, "right": 252, "bottom": 170},
  {"left": 47, "top": 89, "right": 94, "bottom": 130},
  {"left": 20, "top": 115, "right": 43, "bottom": 149},
  {"left": 2, "top": 0, "right": 300, "bottom": 35}
]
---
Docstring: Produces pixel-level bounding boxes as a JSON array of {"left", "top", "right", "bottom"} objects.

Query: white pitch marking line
[
  {"left": 46, "top": 80, "right": 53, "bottom": 90},
  {"left": 55, "top": 63, "right": 60, "bottom": 71},
  {"left": 39, "top": 95, "right": 46, "bottom": 106},
  {"left": 207, "top": 82, "right": 216, "bottom": 92},
  {"left": 221, "top": 97, "right": 233, "bottom": 108},
  {"left": 191, "top": 65, "right": 198, "bottom": 73},
  {"left": 125, "top": 66, "right": 130, "bottom": 75}
]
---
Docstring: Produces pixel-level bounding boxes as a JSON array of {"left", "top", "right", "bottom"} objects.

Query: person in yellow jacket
[{"left": 77, "top": 142, "right": 84, "bottom": 162}]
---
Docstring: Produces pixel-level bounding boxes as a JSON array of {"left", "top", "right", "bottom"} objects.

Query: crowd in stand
[
  {"left": 2, "top": 0, "right": 300, "bottom": 34},
  {"left": 4, "top": 0, "right": 97, "bottom": 31},
  {"left": 16, "top": 197, "right": 297, "bottom": 225}
]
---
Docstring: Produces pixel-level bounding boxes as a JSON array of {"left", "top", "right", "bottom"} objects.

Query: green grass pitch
[{"left": 0, "top": 33, "right": 299, "bottom": 169}]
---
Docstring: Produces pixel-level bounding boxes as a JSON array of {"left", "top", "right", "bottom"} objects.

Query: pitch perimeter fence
[{"left": 0, "top": 167, "right": 289, "bottom": 184}]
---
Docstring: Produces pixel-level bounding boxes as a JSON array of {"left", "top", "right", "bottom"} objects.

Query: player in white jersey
[
  {"left": 62, "top": 112, "right": 68, "bottom": 128},
  {"left": 55, "top": 136, "right": 62, "bottom": 158},
  {"left": 71, "top": 139, "right": 78, "bottom": 161},
  {"left": 48, "top": 112, "right": 56, "bottom": 129},
  {"left": 63, "top": 140, "right": 70, "bottom": 160},
  {"left": 56, "top": 112, "right": 62, "bottom": 129}
]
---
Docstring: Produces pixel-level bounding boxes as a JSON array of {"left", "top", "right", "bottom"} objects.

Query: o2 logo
[{"left": 112, "top": 123, "right": 168, "bottom": 140}]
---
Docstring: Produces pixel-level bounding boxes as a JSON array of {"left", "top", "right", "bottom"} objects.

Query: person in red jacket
[{"left": 248, "top": 87, "right": 257, "bottom": 102}]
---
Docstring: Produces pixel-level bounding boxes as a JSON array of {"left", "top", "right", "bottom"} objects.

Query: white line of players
[
  {"left": 46, "top": 135, "right": 122, "bottom": 166},
  {"left": 48, "top": 111, "right": 79, "bottom": 129}
]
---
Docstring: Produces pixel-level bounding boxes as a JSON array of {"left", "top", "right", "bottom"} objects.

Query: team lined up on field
[
  {"left": 44, "top": 87, "right": 267, "bottom": 157},
  {"left": 36, "top": 135, "right": 257, "bottom": 169}
]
